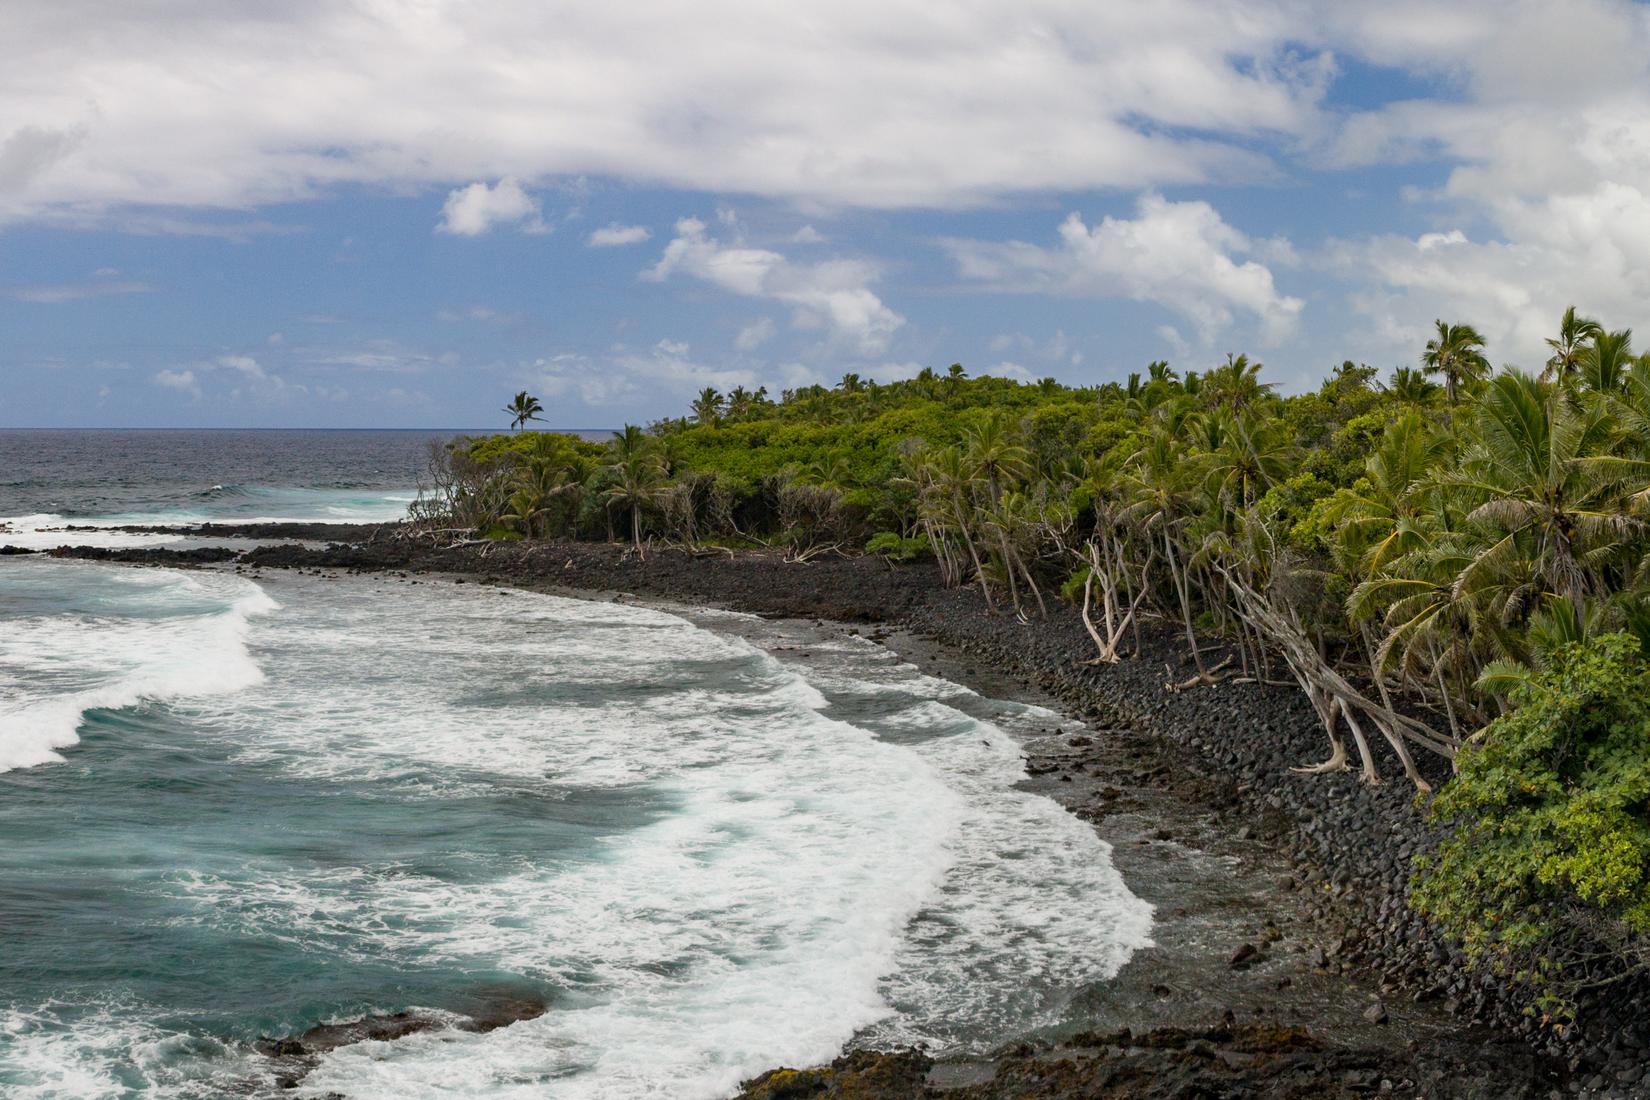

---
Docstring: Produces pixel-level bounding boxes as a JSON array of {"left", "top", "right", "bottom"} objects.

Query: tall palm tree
[
  {"left": 1578, "top": 328, "right": 1634, "bottom": 395},
  {"left": 690, "top": 387, "right": 724, "bottom": 427},
  {"left": 962, "top": 412, "right": 1031, "bottom": 503},
  {"left": 1204, "top": 411, "right": 1292, "bottom": 509},
  {"left": 1203, "top": 353, "right": 1274, "bottom": 413},
  {"left": 503, "top": 391, "right": 544, "bottom": 431},
  {"left": 1421, "top": 321, "right": 1490, "bottom": 405},
  {"left": 1455, "top": 370, "right": 1650, "bottom": 610},
  {"left": 926, "top": 446, "right": 995, "bottom": 610},
  {"left": 604, "top": 425, "right": 666, "bottom": 554},
  {"left": 1386, "top": 366, "right": 1438, "bottom": 405},
  {"left": 1542, "top": 305, "right": 1602, "bottom": 383}
]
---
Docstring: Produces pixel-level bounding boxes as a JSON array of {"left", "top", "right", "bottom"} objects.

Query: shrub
[
  {"left": 1411, "top": 633, "right": 1650, "bottom": 1015},
  {"left": 864, "top": 532, "right": 929, "bottom": 561}
]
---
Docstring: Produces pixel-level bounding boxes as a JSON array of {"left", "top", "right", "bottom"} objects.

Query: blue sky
[{"left": 4, "top": 1, "right": 1649, "bottom": 429}]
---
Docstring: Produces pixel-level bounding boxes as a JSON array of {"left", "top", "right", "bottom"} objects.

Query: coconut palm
[
  {"left": 1542, "top": 306, "right": 1602, "bottom": 383},
  {"left": 603, "top": 425, "right": 666, "bottom": 554},
  {"left": 1386, "top": 366, "right": 1438, "bottom": 405},
  {"left": 1578, "top": 328, "right": 1634, "bottom": 395},
  {"left": 1203, "top": 353, "right": 1274, "bottom": 413},
  {"left": 1421, "top": 321, "right": 1490, "bottom": 405},
  {"left": 690, "top": 387, "right": 724, "bottom": 427},
  {"left": 1454, "top": 370, "right": 1650, "bottom": 611},
  {"left": 503, "top": 391, "right": 544, "bottom": 431}
]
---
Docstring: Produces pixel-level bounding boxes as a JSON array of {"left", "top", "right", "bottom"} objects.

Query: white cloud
[
  {"left": 152, "top": 368, "right": 199, "bottom": 397},
  {"left": 735, "top": 317, "right": 777, "bottom": 351},
  {"left": 215, "top": 354, "right": 268, "bottom": 379},
  {"left": 1293, "top": 1, "right": 1650, "bottom": 367},
  {"left": 532, "top": 339, "right": 760, "bottom": 407},
  {"left": 587, "top": 223, "right": 651, "bottom": 247},
  {"left": 647, "top": 216, "right": 904, "bottom": 353},
  {"left": 943, "top": 194, "right": 1303, "bottom": 345},
  {"left": 304, "top": 342, "right": 457, "bottom": 372},
  {"left": 790, "top": 225, "right": 826, "bottom": 245},
  {"left": 436, "top": 305, "right": 517, "bottom": 323},
  {"left": 9, "top": 279, "right": 153, "bottom": 303},
  {"left": 0, "top": 2, "right": 1339, "bottom": 223},
  {"left": 437, "top": 177, "right": 548, "bottom": 236}
]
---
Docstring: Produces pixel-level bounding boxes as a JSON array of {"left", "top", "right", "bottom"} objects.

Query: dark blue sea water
[{"left": 0, "top": 431, "right": 1153, "bottom": 1099}]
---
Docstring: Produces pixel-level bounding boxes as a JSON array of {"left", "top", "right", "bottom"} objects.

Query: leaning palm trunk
[
  {"left": 996, "top": 529, "right": 1024, "bottom": 618},
  {"left": 1078, "top": 538, "right": 1155, "bottom": 663},
  {"left": 950, "top": 492, "right": 995, "bottom": 611},
  {"left": 1215, "top": 562, "right": 1455, "bottom": 790},
  {"left": 1162, "top": 530, "right": 1215, "bottom": 682}
]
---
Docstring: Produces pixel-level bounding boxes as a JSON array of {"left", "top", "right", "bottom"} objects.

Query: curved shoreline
[{"left": 25, "top": 532, "right": 1646, "bottom": 1096}]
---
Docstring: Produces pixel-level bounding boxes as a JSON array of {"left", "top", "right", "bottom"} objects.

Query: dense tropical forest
[{"left": 421, "top": 310, "right": 1650, "bottom": 1011}]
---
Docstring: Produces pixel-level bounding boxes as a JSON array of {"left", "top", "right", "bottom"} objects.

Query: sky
[{"left": 4, "top": 1, "right": 1650, "bottom": 429}]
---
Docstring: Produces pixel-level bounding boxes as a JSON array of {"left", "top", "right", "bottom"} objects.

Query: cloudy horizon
[{"left": 4, "top": 1, "right": 1648, "bottom": 427}]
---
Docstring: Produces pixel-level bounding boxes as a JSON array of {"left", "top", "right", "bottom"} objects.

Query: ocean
[{"left": 0, "top": 430, "right": 1153, "bottom": 1099}]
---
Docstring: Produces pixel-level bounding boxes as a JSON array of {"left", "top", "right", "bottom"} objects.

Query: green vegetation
[
  {"left": 414, "top": 310, "right": 1650, "bottom": 1006},
  {"left": 1414, "top": 633, "right": 1650, "bottom": 1017}
]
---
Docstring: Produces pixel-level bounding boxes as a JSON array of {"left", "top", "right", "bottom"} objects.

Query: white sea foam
[
  {"left": 3, "top": 574, "right": 1152, "bottom": 1099},
  {"left": 0, "top": 1003, "right": 273, "bottom": 1100},
  {"left": 0, "top": 562, "right": 276, "bottom": 772}
]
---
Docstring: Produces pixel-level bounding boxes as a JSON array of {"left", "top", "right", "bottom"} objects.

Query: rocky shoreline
[{"left": 24, "top": 529, "right": 1650, "bottom": 1097}]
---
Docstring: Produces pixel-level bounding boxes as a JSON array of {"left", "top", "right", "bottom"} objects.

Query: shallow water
[{"left": 0, "top": 562, "right": 1153, "bottom": 1099}]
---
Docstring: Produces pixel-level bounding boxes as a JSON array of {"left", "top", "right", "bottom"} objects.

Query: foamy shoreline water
[{"left": 0, "top": 560, "right": 1152, "bottom": 1099}]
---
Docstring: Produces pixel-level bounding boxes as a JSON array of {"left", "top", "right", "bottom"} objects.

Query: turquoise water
[{"left": 0, "top": 435, "right": 1154, "bottom": 1099}]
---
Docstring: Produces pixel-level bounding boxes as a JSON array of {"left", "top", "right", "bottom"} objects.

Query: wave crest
[{"left": 0, "top": 565, "right": 277, "bottom": 773}]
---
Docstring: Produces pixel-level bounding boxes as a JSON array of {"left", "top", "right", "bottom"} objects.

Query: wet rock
[{"left": 735, "top": 1049, "right": 933, "bottom": 1099}]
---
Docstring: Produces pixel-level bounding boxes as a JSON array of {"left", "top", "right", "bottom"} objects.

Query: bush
[
  {"left": 864, "top": 532, "right": 929, "bottom": 561},
  {"left": 1411, "top": 633, "right": 1650, "bottom": 1014}
]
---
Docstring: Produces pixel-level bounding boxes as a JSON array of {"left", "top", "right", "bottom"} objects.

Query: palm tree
[
  {"left": 725, "top": 386, "right": 755, "bottom": 422},
  {"left": 691, "top": 387, "right": 724, "bottom": 427},
  {"left": 1386, "top": 366, "right": 1438, "bottom": 405},
  {"left": 503, "top": 391, "right": 544, "bottom": 431},
  {"left": 926, "top": 446, "right": 995, "bottom": 610},
  {"left": 1578, "top": 328, "right": 1633, "bottom": 395},
  {"left": 838, "top": 373, "right": 865, "bottom": 394},
  {"left": 1542, "top": 306, "right": 1602, "bottom": 383},
  {"left": 962, "top": 412, "right": 1031, "bottom": 503},
  {"left": 1421, "top": 321, "right": 1490, "bottom": 405},
  {"left": 604, "top": 425, "right": 666, "bottom": 554},
  {"left": 1328, "top": 410, "right": 1443, "bottom": 577},
  {"left": 1203, "top": 353, "right": 1274, "bottom": 413},
  {"left": 1455, "top": 370, "right": 1650, "bottom": 611},
  {"left": 1204, "top": 411, "right": 1292, "bottom": 509}
]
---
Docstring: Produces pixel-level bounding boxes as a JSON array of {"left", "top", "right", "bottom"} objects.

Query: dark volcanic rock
[
  {"left": 737, "top": 1050, "right": 934, "bottom": 1099},
  {"left": 49, "top": 545, "right": 240, "bottom": 564}
]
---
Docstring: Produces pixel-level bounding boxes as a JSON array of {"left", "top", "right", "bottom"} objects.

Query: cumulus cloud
[
  {"left": 437, "top": 177, "right": 548, "bottom": 236},
  {"left": 0, "top": 1, "right": 1340, "bottom": 223},
  {"left": 944, "top": 194, "right": 1303, "bottom": 345},
  {"left": 587, "top": 222, "right": 652, "bottom": 247},
  {"left": 1255, "top": 2, "right": 1650, "bottom": 366},
  {"left": 647, "top": 217, "right": 904, "bottom": 353},
  {"left": 735, "top": 317, "right": 777, "bottom": 351},
  {"left": 151, "top": 368, "right": 199, "bottom": 397}
]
